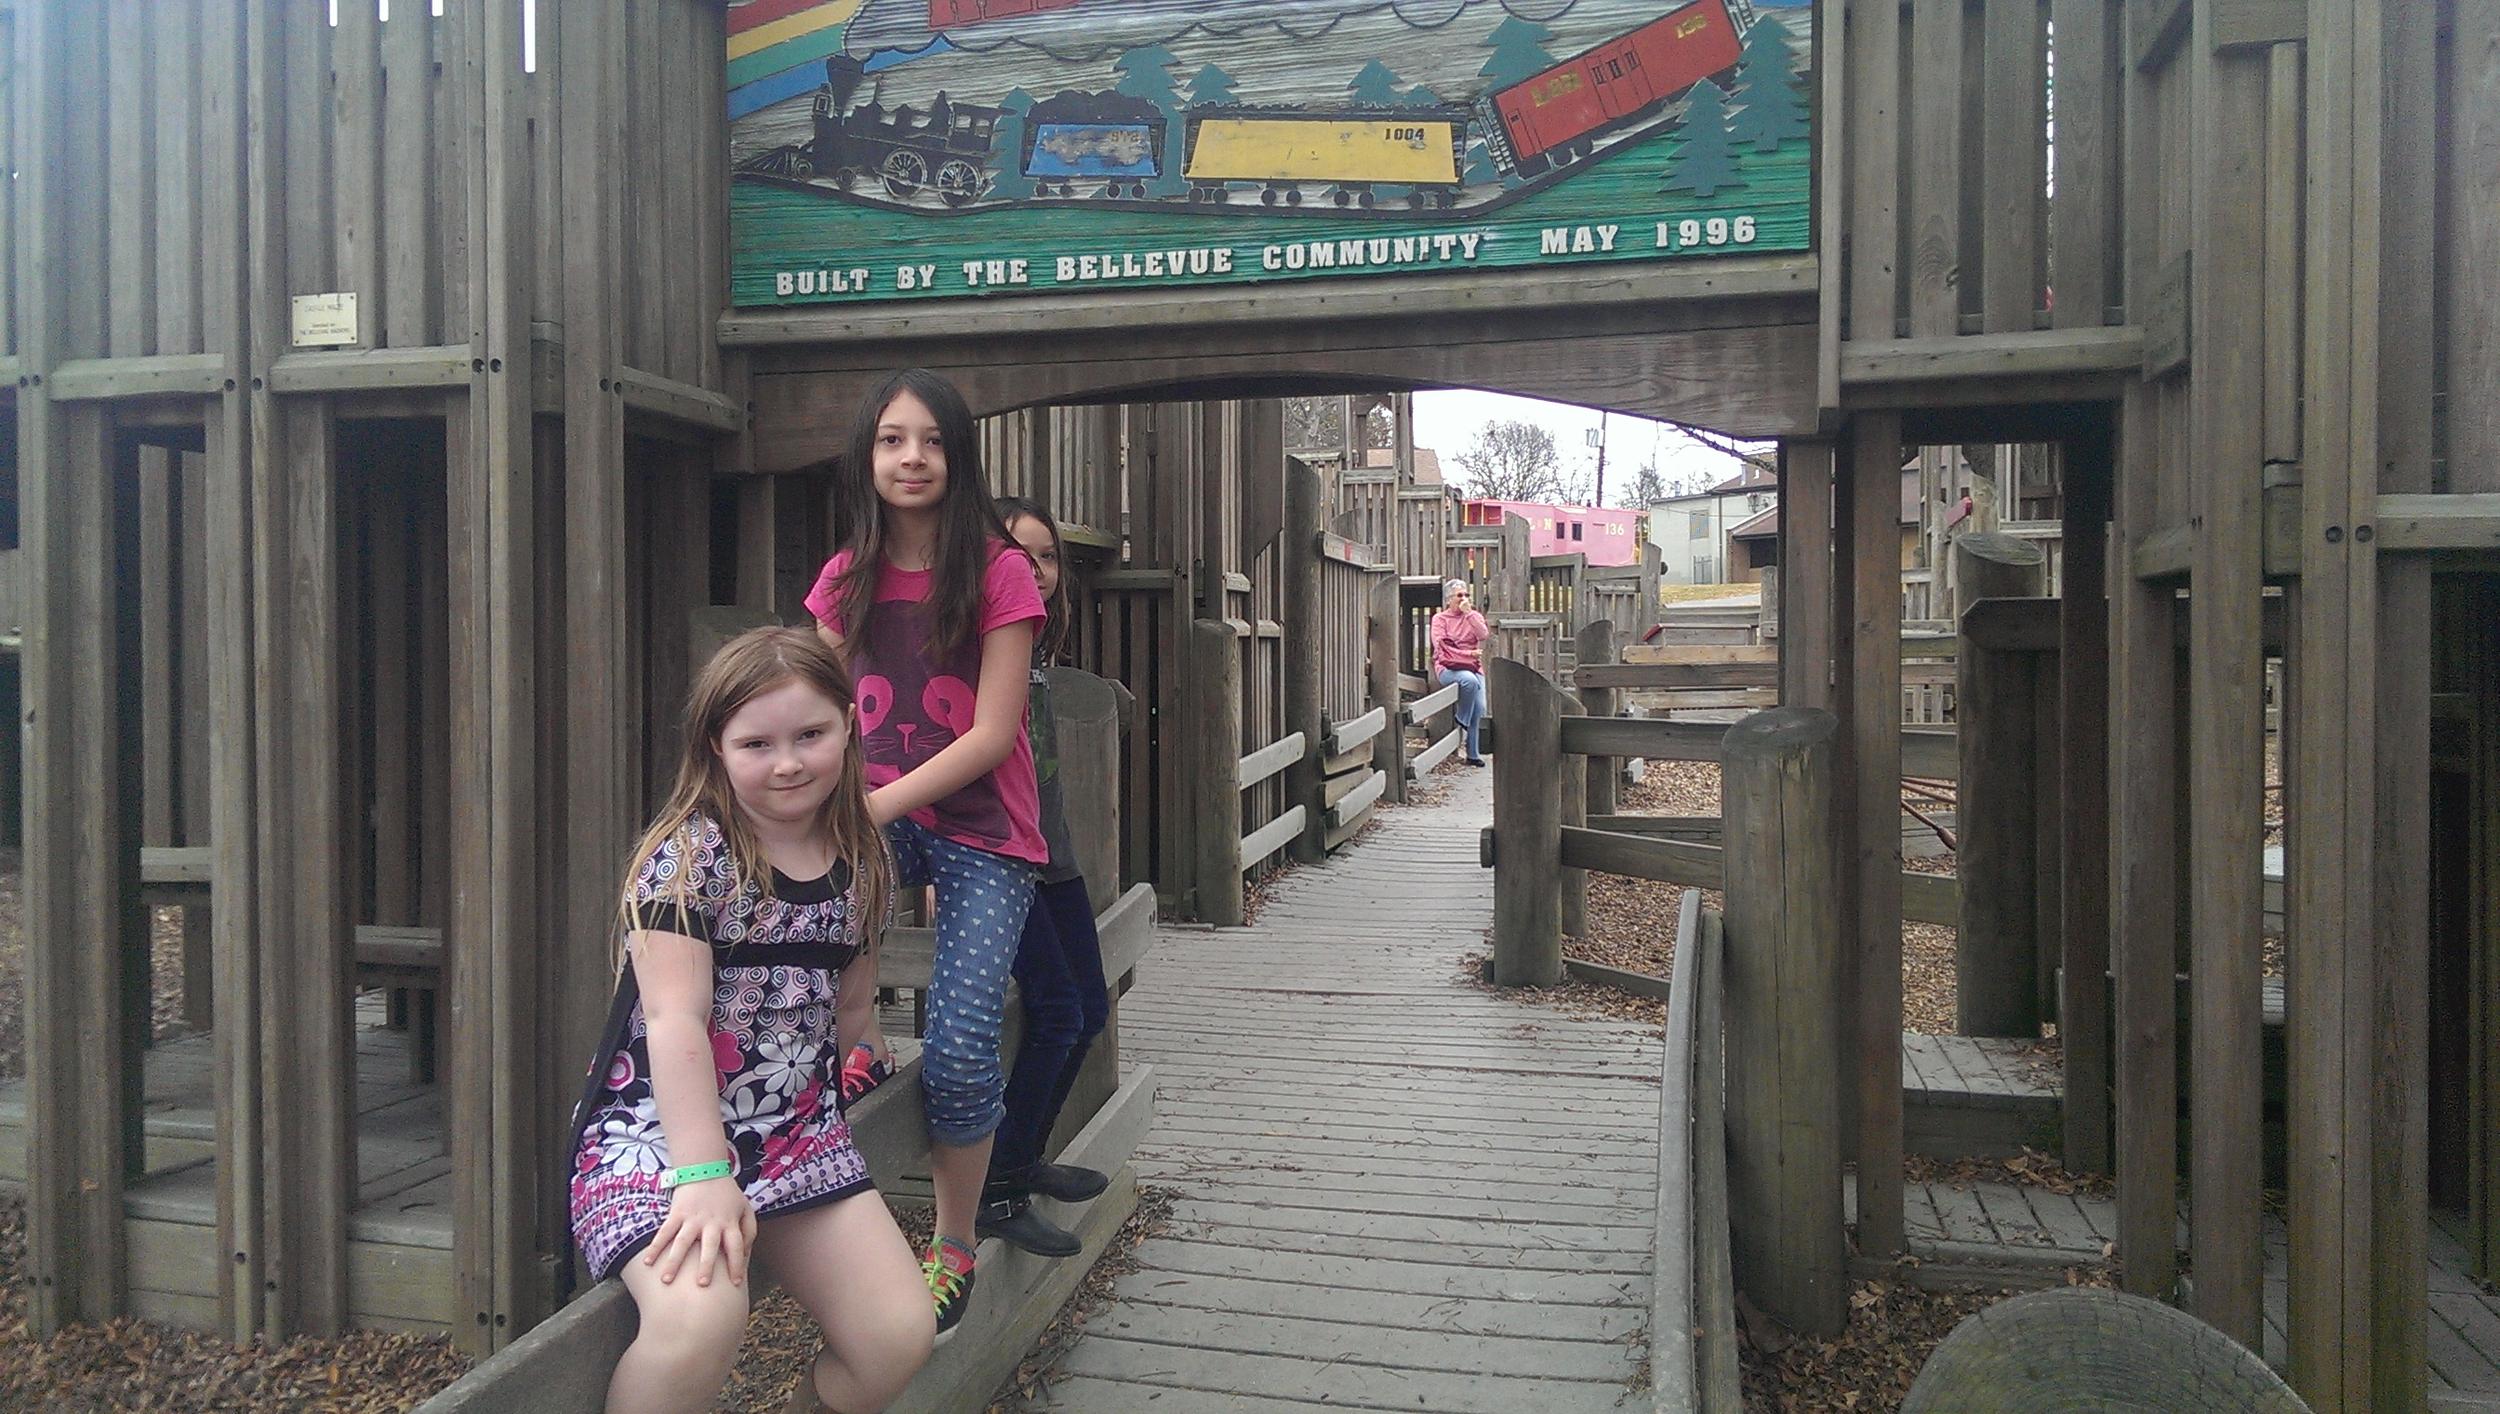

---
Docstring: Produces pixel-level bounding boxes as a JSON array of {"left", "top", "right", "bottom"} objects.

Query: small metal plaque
[
  {"left": 290, "top": 292, "right": 359, "bottom": 348},
  {"left": 2142, "top": 255, "right": 2190, "bottom": 380}
]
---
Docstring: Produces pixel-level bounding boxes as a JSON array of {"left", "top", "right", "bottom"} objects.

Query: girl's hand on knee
[{"left": 646, "top": 1177, "right": 756, "bottom": 1288}]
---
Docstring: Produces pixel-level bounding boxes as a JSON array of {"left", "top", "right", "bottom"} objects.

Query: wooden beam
[
  {"left": 614, "top": 364, "right": 742, "bottom": 435},
  {"left": 1325, "top": 704, "right": 1387, "bottom": 758},
  {"left": 1840, "top": 328, "right": 2146, "bottom": 386},
  {"left": 266, "top": 344, "right": 473, "bottom": 394},
  {"left": 2212, "top": 0, "right": 2307, "bottom": 49},
  {"left": 2374, "top": 494, "right": 2500, "bottom": 551},
  {"left": 47, "top": 353, "right": 229, "bottom": 401},
  {"left": 1847, "top": 412, "right": 1906, "bottom": 1259}
]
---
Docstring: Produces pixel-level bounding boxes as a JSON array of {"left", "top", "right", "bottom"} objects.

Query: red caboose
[
  {"left": 1490, "top": 0, "right": 1744, "bottom": 169},
  {"left": 929, "top": 0, "right": 1083, "bottom": 25}
]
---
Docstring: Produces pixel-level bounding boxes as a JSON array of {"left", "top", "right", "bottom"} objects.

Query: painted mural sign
[{"left": 727, "top": 0, "right": 1812, "bottom": 307}]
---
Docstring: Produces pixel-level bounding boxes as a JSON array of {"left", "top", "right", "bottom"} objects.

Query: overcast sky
[{"left": 1409, "top": 389, "right": 1762, "bottom": 506}]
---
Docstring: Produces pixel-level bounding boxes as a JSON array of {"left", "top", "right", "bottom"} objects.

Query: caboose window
[
  {"left": 1626, "top": 51, "right": 1640, "bottom": 69},
  {"left": 1607, "top": 59, "right": 1623, "bottom": 79}
]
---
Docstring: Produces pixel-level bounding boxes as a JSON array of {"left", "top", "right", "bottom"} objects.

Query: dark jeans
[{"left": 990, "top": 875, "right": 1110, "bottom": 1179}]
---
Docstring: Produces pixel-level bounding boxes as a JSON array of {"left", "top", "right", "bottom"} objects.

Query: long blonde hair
[{"left": 617, "top": 626, "right": 891, "bottom": 963}]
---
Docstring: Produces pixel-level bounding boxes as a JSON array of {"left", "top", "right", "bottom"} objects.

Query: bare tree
[
  {"left": 1453, "top": 418, "right": 1567, "bottom": 501},
  {"left": 1618, "top": 462, "right": 1667, "bottom": 508}
]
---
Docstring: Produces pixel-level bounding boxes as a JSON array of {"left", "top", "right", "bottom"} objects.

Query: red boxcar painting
[
  {"left": 1492, "top": 0, "right": 1743, "bottom": 166},
  {"left": 930, "top": 0, "right": 1084, "bottom": 26}
]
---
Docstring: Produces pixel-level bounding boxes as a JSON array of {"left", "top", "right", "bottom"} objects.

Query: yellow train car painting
[{"left": 1184, "top": 109, "right": 1466, "bottom": 208}]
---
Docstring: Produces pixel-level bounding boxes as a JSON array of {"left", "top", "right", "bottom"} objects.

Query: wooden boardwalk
[{"left": 1033, "top": 766, "right": 1665, "bottom": 1412}]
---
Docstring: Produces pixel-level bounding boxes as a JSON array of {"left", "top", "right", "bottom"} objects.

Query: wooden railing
[
  {"left": 1194, "top": 516, "right": 1404, "bottom": 925},
  {"left": 1653, "top": 887, "right": 1739, "bottom": 1412},
  {"left": 1395, "top": 486, "right": 1452, "bottom": 582}
]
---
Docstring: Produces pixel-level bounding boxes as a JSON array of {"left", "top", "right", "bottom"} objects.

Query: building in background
[
  {"left": 1459, "top": 497, "right": 1645, "bottom": 565},
  {"left": 1646, "top": 463, "right": 1778, "bottom": 584}
]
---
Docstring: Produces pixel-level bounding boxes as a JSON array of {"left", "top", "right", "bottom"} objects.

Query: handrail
[
  {"left": 1236, "top": 731, "right": 1306, "bottom": 791},
  {"left": 1328, "top": 769, "right": 1386, "bottom": 827},
  {"left": 1653, "top": 888, "right": 1705, "bottom": 1412},
  {"left": 1326, "top": 705, "right": 1387, "bottom": 757},
  {"left": 1239, "top": 805, "right": 1307, "bottom": 870},
  {"left": 1404, "top": 681, "right": 1460, "bottom": 722},
  {"left": 1555, "top": 825, "right": 1960, "bottom": 926}
]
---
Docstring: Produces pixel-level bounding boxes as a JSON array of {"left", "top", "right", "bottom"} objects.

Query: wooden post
[
  {"left": 1370, "top": 572, "right": 1407, "bottom": 804},
  {"left": 2184, "top": 5, "right": 2271, "bottom": 1353},
  {"left": 1578, "top": 620, "right": 1619, "bottom": 817},
  {"left": 1952, "top": 532, "right": 2046, "bottom": 1037},
  {"left": 1043, "top": 668, "right": 1127, "bottom": 1151},
  {"left": 1282, "top": 461, "right": 1327, "bottom": 863},
  {"left": 1722, "top": 706, "right": 1845, "bottom": 1338},
  {"left": 1191, "top": 619, "right": 1245, "bottom": 927},
  {"left": 1558, "top": 688, "right": 1587, "bottom": 939},
  {"left": 1847, "top": 414, "right": 1906, "bottom": 1260},
  {"left": 1489, "top": 658, "right": 1561, "bottom": 987},
  {"left": 2060, "top": 424, "right": 2115, "bottom": 1174}
]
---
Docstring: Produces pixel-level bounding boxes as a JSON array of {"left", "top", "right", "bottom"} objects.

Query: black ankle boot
[
  {"left": 976, "top": 1183, "right": 1080, "bottom": 1258},
  {"left": 1025, "top": 1161, "right": 1110, "bottom": 1203}
]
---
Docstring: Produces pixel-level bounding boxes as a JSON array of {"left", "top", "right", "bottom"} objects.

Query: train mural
[{"left": 726, "top": 0, "right": 1814, "bottom": 305}]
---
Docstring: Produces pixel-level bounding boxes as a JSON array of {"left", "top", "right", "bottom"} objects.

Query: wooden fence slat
[
  {"left": 382, "top": 0, "right": 438, "bottom": 346},
  {"left": 2059, "top": 422, "right": 2115, "bottom": 1173},
  {"left": 2051, "top": 0, "right": 2118, "bottom": 327},
  {"left": 1979, "top": 0, "right": 2046, "bottom": 331},
  {"left": 1845, "top": 0, "right": 1902, "bottom": 340},
  {"left": 154, "top": 0, "right": 202, "bottom": 354},
  {"left": 1907, "top": 0, "right": 1964, "bottom": 339},
  {"left": 334, "top": 0, "right": 383, "bottom": 346},
  {"left": 1651, "top": 888, "right": 1706, "bottom": 1408},
  {"left": 2184, "top": 13, "right": 2270, "bottom": 1350}
]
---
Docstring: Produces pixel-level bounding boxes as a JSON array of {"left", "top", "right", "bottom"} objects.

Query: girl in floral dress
[{"left": 568, "top": 627, "right": 933, "bottom": 1414}]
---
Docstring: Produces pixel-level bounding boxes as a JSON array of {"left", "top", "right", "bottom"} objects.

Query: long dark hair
[
  {"left": 993, "top": 494, "right": 1069, "bottom": 662},
  {"left": 825, "top": 369, "right": 1013, "bottom": 653}
]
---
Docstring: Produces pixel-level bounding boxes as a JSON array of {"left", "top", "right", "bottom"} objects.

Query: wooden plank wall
[{"left": 1838, "top": 0, "right": 2123, "bottom": 344}]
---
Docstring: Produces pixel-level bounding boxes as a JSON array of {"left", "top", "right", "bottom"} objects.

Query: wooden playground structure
[{"left": 0, "top": 1, "right": 2492, "bottom": 1411}]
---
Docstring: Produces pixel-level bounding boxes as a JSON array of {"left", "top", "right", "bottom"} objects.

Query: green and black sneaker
[{"left": 924, "top": 1236, "right": 977, "bottom": 1345}]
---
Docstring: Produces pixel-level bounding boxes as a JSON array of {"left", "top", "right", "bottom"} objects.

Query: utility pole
[{"left": 1588, "top": 414, "right": 1609, "bottom": 506}]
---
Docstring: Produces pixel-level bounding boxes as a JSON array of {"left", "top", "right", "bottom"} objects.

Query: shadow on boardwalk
[{"left": 1038, "top": 767, "right": 1665, "bottom": 1412}]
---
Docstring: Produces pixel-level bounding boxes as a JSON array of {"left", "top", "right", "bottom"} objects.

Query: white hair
[{"left": 1443, "top": 578, "right": 1469, "bottom": 602}]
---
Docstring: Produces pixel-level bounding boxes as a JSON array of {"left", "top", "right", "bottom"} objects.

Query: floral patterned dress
[{"left": 567, "top": 814, "right": 878, "bottom": 1282}]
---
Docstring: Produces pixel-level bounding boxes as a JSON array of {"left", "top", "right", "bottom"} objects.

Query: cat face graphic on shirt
[{"left": 853, "top": 597, "right": 1014, "bottom": 847}]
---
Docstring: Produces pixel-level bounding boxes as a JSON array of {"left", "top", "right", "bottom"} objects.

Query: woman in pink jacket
[{"left": 1429, "top": 578, "right": 1490, "bottom": 766}]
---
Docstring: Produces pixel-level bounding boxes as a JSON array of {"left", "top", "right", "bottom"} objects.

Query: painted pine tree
[
  {"left": 1477, "top": 16, "right": 1557, "bottom": 88},
  {"left": 1113, "top": 44, "right": 1190, "bottom": 197},
  {"left": 1660, "top": 82, "right": 1743, "bottom": 197},
  {"left": 1349, "top": 59, "right": 1404, "bottom": 106},
  {"left": 1185, "top": 63, "right": 1239, "bottom": 108},
  {"left": 989, "top": 87, "right": 1036, "bottom": 200},
  {"left": 1727, "top": 18, "right": 1807, "bottom": 151}
]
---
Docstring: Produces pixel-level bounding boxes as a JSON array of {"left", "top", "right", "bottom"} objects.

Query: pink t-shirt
[{"left": 803, "top": 543, "right": 1049, "bottom": 865}]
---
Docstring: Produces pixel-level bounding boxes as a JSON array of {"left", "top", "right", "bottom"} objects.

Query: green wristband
[{"left": 660, "top": 1160, "right": 734, "bottom": 1189}]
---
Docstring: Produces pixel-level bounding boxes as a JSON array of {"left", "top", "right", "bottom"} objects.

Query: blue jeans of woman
[
  {"left": 1436, "top": 664, "right": 1486, "bottom": 760},
  {"left": 990, "top": 875, "right": 1109, "bottom": 1179},
  {"left": 885, "top": 818, "right": 1037, "bottom": 1146}
]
